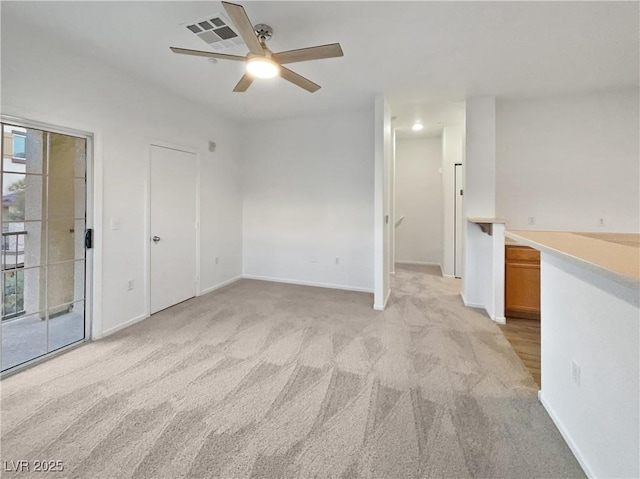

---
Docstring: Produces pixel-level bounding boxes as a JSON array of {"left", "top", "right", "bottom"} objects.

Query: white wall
[
  {"left": 394, "top": 138, "right": 443, "bottom": 264},
  {"left": 462, "top": 97, "right": 502, "bottom": 319},
  {"left": 441, "top": 125, "right": 464, "bottom": 277},
  {"left": 242, "top": 109, "right": 375, "bottom": 293},
  {"left": 540, "top": 253, "right": 639, "bottom": 478},
  {"left": 496, "top": 87, "right": 640, "bottom": 232},
  {"left": 1, "top": 19, "right": 243, "bottom": 338}
]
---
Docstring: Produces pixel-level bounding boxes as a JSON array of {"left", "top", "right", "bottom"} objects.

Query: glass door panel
[{"left": 1, "top": 123, "right": 87, "bottom": 373}]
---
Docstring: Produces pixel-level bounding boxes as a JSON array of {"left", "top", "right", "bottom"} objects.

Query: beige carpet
[{"left": 1, "top": 265, "right": 584, "bottom": 478}]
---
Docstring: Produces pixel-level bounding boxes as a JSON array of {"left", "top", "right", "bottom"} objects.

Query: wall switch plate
[
  {"left": 215, "top": 256, "right": 219, "bottom": 265},
  {"left": 127, "top": 279, "right": 134, "bottom": 291},
  {"left": 111, "top": 218, "right": 120, "bottom": 230},
  {"left": 598, "top": 217, "right": 605, "bottom": 227},
  {"left": 309, "top": 256, "right": 318, "bottom": 263},
  {"left": 528, "top": 216, "right": 536, "bottom": 226},
  {"left": 335, "top": 257, "right": 340, "bottom": 265}
]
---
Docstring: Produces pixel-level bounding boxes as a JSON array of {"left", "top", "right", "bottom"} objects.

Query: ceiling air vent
[{"left": 182, "top": 13, "right": 244, "bottom": 51}]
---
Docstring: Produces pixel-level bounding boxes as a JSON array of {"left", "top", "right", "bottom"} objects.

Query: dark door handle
[{"left": 84, "top": 229, "right": 93, "bottom": 249}]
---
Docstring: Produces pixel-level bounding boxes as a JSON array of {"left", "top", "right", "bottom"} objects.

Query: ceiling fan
[{"left": 170, "top": 1, "right": 344, "bottom": 93}]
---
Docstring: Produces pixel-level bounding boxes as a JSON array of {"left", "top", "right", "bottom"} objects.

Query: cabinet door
[{"left": 505, "top": 262, "right": 541, "bottom": 319}]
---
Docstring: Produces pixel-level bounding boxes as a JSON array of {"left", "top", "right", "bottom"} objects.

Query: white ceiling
[
  {"left": 392, "top": 101, "right": 465, "bottom": 139},
  {"left": 3, "top": 1, "right": 638, "bottom": 123}
]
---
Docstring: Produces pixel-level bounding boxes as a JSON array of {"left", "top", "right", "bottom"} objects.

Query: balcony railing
[{"left": 2, "top": 230, "right": 27, "bottom": 320}]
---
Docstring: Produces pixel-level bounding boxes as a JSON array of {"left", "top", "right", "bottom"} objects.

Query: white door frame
[
  {"left": 0, "top": 114, "right": 94, "bottom": 376},
  {"left": 145, "top": 139, "right": 201, "bottom": 318},
  {"left": 454, "top": 163, "right": 463, "bottom": 278}
]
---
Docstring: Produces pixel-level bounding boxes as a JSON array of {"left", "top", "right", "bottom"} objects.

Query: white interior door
[
  {"left": 150, "top": 145, "right": 197, "bottom": 314},
  {"left": 454, "top": 164, "right": 463, "bottom": 278}
]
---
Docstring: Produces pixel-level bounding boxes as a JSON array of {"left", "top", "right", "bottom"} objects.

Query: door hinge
[{"left": 84, "top": 228, "right": 93, "bottom": 249}]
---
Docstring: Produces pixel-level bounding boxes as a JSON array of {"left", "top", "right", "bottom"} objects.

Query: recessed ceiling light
[
  {"left": 412, "top": 123, "right": 424, "bottom": 131},
  {"left": 246, "top": 57, "right": 280, "bottom": 79}
]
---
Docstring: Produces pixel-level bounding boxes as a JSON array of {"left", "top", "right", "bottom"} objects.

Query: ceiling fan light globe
[{"left": 246, "top": 58, "right": 280, "bottom": 79}]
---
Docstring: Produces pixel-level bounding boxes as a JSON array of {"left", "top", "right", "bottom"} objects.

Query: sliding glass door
[{"left": 1, "top": 122, "right": 89, "bottom": 373}]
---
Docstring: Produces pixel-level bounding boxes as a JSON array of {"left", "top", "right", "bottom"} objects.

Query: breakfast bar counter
[
  {"left": 505, "top": 230, "right": 639, "bottom": 478},
  {"left": 506, "top": 230, "right": 639, "bottom": 286}
]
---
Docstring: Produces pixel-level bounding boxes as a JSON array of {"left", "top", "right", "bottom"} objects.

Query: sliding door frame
[{"left": 0, "top": 115, "right": 94, "bottom": 377}]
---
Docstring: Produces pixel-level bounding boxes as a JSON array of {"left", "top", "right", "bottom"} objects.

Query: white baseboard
[
  {"left": 461, "top": 293, "right": 501, "bottom": 323},
  {"left": 395, "top": 261, "right": 441, "bottom": 266},
  {"left": 242, "top": 274, "right": 374, "bottom": 294},
  {"left": 199, "top": 275, "right": 242, "bottom": 296},
  {"left": 95, "top": 313, "right": 148, "bottom": 340},
  {"left": 396, "top": 262, "right": 446, "bottom": 278},
  {"left": 373, "top": 288, "right": 392, "bottom": 311},
  {"left": 460, "top": 291, "right": 483, "bottom": 309},
  {"left": 538, "top": 391, "right": 594, "bottom": 479}
]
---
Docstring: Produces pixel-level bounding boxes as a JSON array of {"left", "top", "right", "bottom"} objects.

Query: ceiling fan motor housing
[{"left": 254, "top": 24, "right": 273, "bottom": 42}]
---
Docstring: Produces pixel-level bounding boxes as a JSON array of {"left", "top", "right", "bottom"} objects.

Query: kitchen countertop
[{"left": 505, "top": 230, "right": 640, "bottom": 286}]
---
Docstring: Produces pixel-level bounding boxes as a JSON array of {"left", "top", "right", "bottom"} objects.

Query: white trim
[
  {"left": 538, "top": 391, "right": 594, "bottom": 479},
  {"left": 395, "top": 260, "right": 441, "bottom": 266},
  {"left": 0, "top": 114, "right": 97, "bottom": 354},
  {"left": 242, "top": 274, "right": 374, "bottom": 294},
  {"left": 396, "top": 262, "right": 448, "bottom": 279},
  {"left": 199, "top": 276, "right": 243, "bottom": 296},
  {"left": 460, "top": 293, "right": 503, "bottom": 322},
  {"left": 0, "top": 114, "right": 93, "bottom": 138},
  {"left": 94, "top": 313, "right": 148, "bottom": 340},
  {"left": 1, "top": 106, "right": 105, "bottom": 339},
  {"left": 373, "top": 288, "right": 391, "bottom": 311},
  {"left": 460, "top": 291, "right": 483, "bottom": 309}
]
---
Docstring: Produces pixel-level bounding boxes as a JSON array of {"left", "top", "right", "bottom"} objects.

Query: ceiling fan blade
[
  {"left": 170, "top": 47, "right": 246, "bottom": 61},
  {"left": 273, "top": 43, "right": 344, "bottom": 65},
  {"left": 222, "top": 1, "right": 264, "bottom": 55},
  {"left": 280, "top": 66, "right": 321, "bottom": 93},
  {"left": 233, "top": 73, "right": 254, "bottom": 92}
]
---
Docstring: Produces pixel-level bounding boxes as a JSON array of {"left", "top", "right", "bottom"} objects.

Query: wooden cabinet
[{"left": 505, "top": 245, "right": 541, "bottom": 320}]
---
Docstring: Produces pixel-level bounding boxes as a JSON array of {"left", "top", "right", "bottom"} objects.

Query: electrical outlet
[
  {"left": 335, "top": 257, "right": 340, "bottom": 265},
  {"left": 528, "top": 216, "right": 536, "bottom": 226},
  {"left": 571, "top": 360, "right": 581, "bottom": 386},
  {"left": 309, "top": 256, "right": 318, "bottom": 264},
  {"left": 598, "top": 217, "right": 605, "bottom": 227},
  {"left": 127, "top": 279, "right": 134, "bottom": 291}
]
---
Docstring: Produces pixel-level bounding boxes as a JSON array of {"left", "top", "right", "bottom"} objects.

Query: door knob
[{"left": 152, "top": 236, "right": 161, "bottom": 244}]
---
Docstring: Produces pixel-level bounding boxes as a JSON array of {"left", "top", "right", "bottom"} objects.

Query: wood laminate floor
[{"left": 499, "top": 318, "right": 541, "bottom": 387}]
